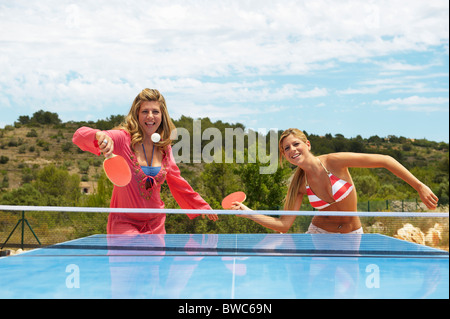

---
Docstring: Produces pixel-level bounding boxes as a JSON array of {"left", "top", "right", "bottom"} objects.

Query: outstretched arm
[{"left": 331, "top": 153, "right": 439, "bottom": 210}]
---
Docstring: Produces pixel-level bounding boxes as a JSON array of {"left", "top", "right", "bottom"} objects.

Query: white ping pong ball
[{"left": 151, "top": 133, "right": 161, "bottom": 143}]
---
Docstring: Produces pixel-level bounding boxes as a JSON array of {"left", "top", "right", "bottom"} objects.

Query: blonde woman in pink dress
[{"left": 73, "top": 89, "right": 217, "bottom": 234}]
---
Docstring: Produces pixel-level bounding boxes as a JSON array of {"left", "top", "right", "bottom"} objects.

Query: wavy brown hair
[
  {"left": 279, "top": 128, "right": 308, "bottom": 210},
  {"left": 115, "top": 89, "right": 175, "bottom": 151}
]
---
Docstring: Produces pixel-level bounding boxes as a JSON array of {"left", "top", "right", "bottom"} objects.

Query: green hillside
[
  {"left": 0, "top": 110, "right": 448, "bottom": 245},
  {"left": 1, "top": 110, "right": 448, "bottom": 205}
]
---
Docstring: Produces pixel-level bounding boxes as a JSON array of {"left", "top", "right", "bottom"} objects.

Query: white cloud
[
  {"left": 374, "top": 96, "right": 449, "bottom": 105},
  {"left": 2, "top": 0, "right": 448, "bottom": 81},
  {"left": 386, "top": 105, "right": 447, "bottom": 112},
  {"left": 378, "top": 61, "right": 434, "bottom": 72},
  {"left": 0, "top": 0, "right": 448, "bottom": 140},
  {"left": 374, "top": 96, "right": 449, "bottom": 113}
]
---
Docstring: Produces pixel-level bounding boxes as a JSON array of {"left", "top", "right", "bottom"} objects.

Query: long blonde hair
[
  {"left": 279, "top": 128, "right": 308, "bottom": 210},
  {"left": 115, "top": 89, "right": 175, "bottom": 151}
]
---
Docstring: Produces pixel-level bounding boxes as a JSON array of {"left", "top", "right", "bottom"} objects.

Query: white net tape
[{"left": 0, "top": 205, "right": 448, "bottom": 217}]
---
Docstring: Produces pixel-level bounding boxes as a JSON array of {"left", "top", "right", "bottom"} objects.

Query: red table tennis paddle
[
  {"left": 222, "top": 191, "right": 246, "bottom": 209},
  {"left": 103, "top": 154, "right": 132, "bottom": 187}
]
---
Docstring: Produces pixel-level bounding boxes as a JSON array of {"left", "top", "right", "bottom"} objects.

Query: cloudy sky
[{"left": 1, "top": 0, "right": 448, "bottom": 142}]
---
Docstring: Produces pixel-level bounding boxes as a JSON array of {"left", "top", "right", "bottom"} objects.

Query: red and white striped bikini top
[{"left": 305, "top": 160, "right": 354, "bottom": 210}]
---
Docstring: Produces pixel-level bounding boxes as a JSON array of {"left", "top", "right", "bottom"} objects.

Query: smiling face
[
  {"left": 279, "top": 129, "right": 311, "bottom": 167},
  {"left": 282, "top": 134, "right": 311, "bottom": 166},
  {"left": 138, "top": 101, "right": 162, "bottom": 138}
]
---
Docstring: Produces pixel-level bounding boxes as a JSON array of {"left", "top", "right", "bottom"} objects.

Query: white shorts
[{"left": 306, "top": 223, "right": 364, "bottom": 234}]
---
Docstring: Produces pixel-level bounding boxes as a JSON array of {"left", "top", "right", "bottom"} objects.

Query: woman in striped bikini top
[
  {"left": 305, "top": 159, "right": 354, "bottom": 210},
  {"left": 231, "top": 128, "right": 439, "bottom": 234}
]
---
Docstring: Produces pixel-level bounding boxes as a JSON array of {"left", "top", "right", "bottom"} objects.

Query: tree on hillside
[
  {"left": 31, "top": 110, "right": 62, "bottom": 125},
  {"left": 16, "top": 110, "right": 62, "bottom": 126},
  {"left": 95, "top": 114, "right": 125, "bottom": 130}
]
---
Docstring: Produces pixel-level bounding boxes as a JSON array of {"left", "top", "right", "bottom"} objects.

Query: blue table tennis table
[{"left": 0, "top": 233, "right": 448, "bottom": 299}]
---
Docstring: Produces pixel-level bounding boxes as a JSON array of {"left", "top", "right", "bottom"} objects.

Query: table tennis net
[{"left": 0, "top": 205, "right": 448, "bottom": 256}]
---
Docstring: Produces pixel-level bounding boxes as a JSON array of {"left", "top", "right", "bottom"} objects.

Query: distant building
[{"left": 79, "top": 182, "right": 96, "bottom": 195}]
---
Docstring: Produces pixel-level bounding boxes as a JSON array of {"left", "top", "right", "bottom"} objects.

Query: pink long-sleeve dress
[{"left": 72, "top": 127, "right": 211, "bottom": 234}]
